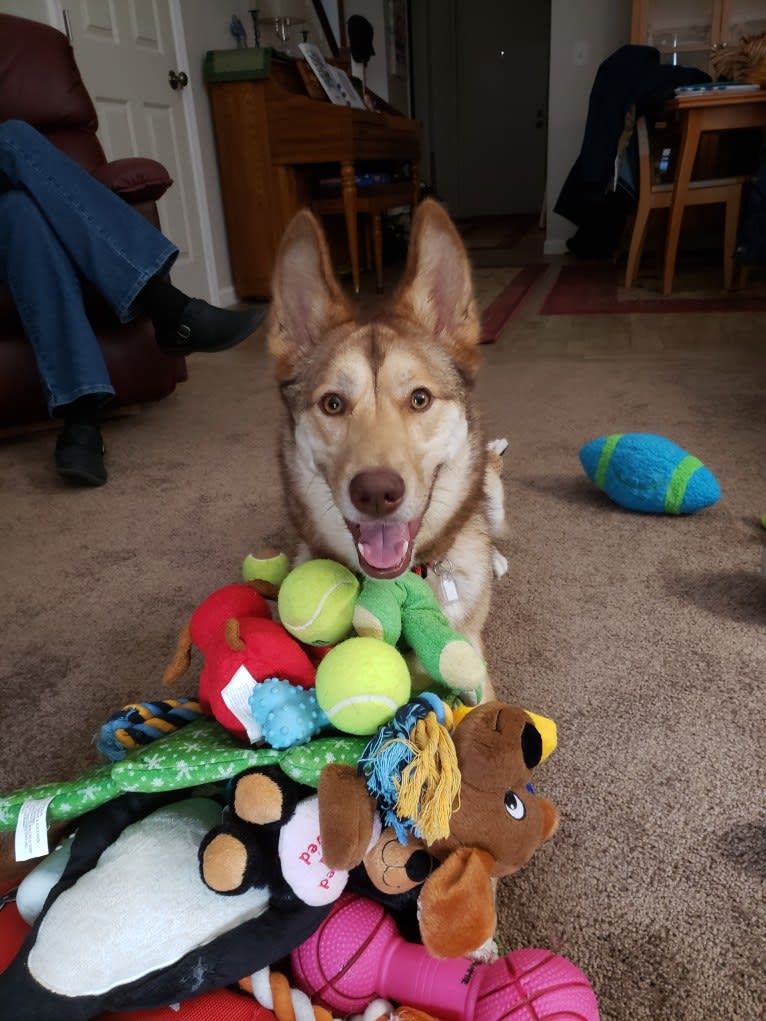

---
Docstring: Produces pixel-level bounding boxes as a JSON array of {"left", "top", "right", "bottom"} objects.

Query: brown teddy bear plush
[{"left": 318, "top": 700, "right": 559, "bottom": 959}]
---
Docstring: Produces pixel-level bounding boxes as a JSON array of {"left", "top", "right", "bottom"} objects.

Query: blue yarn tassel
[{"left": 358, "top": 696, "right": 446, "bottom": 842}]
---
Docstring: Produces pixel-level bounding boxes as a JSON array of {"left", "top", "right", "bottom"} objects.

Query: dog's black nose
[{"left": 349, "top": 469, "right": 405, "bottom": 517}]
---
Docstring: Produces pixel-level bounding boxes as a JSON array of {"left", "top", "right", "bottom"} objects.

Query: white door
[{"left": 62, "top": 0, "right": 211, "bottom": 297}]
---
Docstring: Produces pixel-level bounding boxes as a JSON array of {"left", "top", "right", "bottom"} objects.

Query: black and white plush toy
[
  {"left": 0, "top": 784, "right": 333, "bottom": 1021},
  {"left": 0, "top": 761, "right": 425, "bottom": 1021}
]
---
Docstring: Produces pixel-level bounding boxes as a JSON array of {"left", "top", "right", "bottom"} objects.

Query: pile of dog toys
[{"left": 0, "top": 555, "right": 600, "bottom": 1021}]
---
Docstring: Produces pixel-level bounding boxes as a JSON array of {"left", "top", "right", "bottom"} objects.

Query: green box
[{"left": 204, "top": 47, "right": 272, "bottom": 83}]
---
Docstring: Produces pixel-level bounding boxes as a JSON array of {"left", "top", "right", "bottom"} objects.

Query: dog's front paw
[{"left": 491, "top": 548, "right": 509, "bottom": 579}]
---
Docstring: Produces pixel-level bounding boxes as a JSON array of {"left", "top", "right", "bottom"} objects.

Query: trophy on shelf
[{"left": 257, "top": 10, "right": 306, "bottom": 57}]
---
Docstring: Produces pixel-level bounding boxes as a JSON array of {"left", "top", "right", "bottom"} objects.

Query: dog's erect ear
[
  {"left": 394, "top": 199, "right": 481, "bottom": 376},
  {"left": 268, "top": 209, "right": 353, "bottom": 381}
]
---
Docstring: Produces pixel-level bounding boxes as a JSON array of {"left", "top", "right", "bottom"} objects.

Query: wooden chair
[
  {"left": 624, "top": 115, "right": 747, "bottom": 292},
  {"left": 312, "top": 180, "right": 415, "bottom": 293}
]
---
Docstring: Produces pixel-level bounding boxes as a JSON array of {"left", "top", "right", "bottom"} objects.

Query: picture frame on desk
[
  {"left": 296, "top": 60, "right": 329, "bottom": 101},
  {"left": 298, "top": 42, "right": 366, "bottom": 107}
]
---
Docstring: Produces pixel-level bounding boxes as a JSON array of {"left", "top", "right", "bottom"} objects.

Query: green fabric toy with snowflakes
[{"left": 0, "top": 718, "right": 365, "bottom": 831}]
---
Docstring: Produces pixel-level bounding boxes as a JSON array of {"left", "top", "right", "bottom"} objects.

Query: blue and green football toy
[{"left": 579, "top": 433, "right": 720, "bottom": 514}]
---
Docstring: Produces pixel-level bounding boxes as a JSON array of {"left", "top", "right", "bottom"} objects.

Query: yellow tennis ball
[
  {"left": 278, "top": 559, "right": 360, "bottom": 646},
  {"left": 315, "top": 636, "right": 411, "bottom": 735},
  {"left": 242, "top": 549, "right": 290, "bottom": 599}
]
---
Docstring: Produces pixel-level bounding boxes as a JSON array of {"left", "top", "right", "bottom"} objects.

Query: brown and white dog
[{"left": 267, "top": 199, "right": 507, "bottom": 692}]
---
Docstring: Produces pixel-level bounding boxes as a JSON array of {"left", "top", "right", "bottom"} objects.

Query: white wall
[
  {"left": 177, "top": 0, "right": 252, "bottom": 305},
  {"left": 0, "top": 0, "right": 55, "bottom": 20},
  {"left": 346, "top": 0, "right": 388, "bottom": 100},
  {"left": 545, "top": 0, "right": 631, "bottom": 252}
]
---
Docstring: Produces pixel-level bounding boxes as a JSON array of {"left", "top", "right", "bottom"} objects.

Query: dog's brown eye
[
  {"left": 320, "top": 393, "right": 345, "bottom": 415},
  {"left": 410, "top": 388, "right": 431, "bottom": 411}
]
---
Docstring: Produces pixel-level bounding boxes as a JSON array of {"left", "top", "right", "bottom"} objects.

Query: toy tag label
[
  {"left": 15, "top": 795, "right": 54, "bottom": 861},
  {"left": 221, "top": 664, "right": 263, "bottom": 744},
  {"left": 279, "top": 796, "right": 349, "bottom": 906}
]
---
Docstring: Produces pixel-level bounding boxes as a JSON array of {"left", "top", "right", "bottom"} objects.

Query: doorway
[{"left": 411, "top": 0, "right": 551, "bottom": 219}]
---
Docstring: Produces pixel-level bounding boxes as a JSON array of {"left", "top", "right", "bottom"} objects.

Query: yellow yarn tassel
[{"left": 394, "top": 711, "right": 461, "bottom": 844}]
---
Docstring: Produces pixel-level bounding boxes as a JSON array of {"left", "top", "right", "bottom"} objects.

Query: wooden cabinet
[
  {"left": 631, "top": 1, "right": 766, "bottom": 74},
  {"left": 207, "top": 58, "right": 419, "bottom": 299}
]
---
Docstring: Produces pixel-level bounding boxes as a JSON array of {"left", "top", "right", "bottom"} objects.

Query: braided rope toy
[
  {"left": 241, "top": 968, "right": 439, "bottom": 1021},
  {"left": 241, "top": 968, "right": 335, "bottom": 1020},
  {"left": 97, "top": 697, "right": 205, "bottom": 760}
]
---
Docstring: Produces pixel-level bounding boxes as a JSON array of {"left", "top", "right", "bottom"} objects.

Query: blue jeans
[{"left": 0, "top": 120, "right": 178, "bottom": 413}]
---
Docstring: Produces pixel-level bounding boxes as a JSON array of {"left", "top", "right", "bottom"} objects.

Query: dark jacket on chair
[{"left": 555, "top": 45, "right": 710, "bottom": 256}]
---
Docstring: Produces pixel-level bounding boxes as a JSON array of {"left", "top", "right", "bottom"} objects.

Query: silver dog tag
[{"left": 435, "top": 559, "right": 459, "bottom": 603}]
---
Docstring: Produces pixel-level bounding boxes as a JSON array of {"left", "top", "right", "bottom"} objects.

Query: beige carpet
[{"left": 1, "top": 303, "right": 764, "bottom": 1020}]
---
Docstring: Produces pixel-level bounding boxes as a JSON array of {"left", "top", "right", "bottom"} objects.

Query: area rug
[
  {"left": 539, "top": 262, "right": 766, "bottom": 314},
  {"left": 479, "top": 264, "right": 547, "bottom": 342}
]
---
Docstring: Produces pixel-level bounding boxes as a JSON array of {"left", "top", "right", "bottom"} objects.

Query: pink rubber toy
[{"left": 291, "top": 893, "right": 600, "bottom": 1021}]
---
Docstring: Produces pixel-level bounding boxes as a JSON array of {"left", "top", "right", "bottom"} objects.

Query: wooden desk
[
  {"left": 208, "top": 59, "right": 420, "bottom": 298},
  {"left": 663, "top": 90, "right": 766, "bottom": 295}
]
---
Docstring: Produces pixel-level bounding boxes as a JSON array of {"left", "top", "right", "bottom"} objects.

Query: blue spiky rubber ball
[{"left": 579, "top": 433, "right": 720, "bottom": 514}]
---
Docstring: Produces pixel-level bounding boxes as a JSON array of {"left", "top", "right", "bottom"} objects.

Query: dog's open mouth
[{"left": 346, "top": 516, "right": 423, "bottom": 579}]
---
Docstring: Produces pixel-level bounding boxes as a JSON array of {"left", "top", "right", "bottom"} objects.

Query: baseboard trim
[
  {"left": 544, "top": 240, "right": 569, "bottom": 255},
  {"left": 217, "top": 285, "right": 238, "bottom": 309}
]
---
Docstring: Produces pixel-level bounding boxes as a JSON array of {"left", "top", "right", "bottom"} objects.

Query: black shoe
[
  {"left": 156, "top": 299, "right": 266, "bottom": 356},
  {"left": 55, "top": 421, "right": 107, "bottom": 487}
]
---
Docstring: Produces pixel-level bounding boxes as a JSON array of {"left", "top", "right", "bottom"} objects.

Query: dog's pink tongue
[{"left": 357, "top": 521, "right": 410, "bottom": 570}]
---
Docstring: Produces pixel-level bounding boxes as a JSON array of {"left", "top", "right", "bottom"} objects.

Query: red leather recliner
[{"left": 0, "top": 13, "right": 186, "bottom": 428}]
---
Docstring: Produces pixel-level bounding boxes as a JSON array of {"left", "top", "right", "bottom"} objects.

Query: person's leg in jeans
[
  {"left": 0, "top": 120, "right": 264, "bottom": 352},
  {"left": 0, "top": 120, "right": 265, "bottom": 485},
  {"left": 0, "top": 189, "right": 111, "bottom": 485}
]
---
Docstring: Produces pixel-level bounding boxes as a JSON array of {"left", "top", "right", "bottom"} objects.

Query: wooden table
[{"left": 662, "top": 90, "right": 766, "bottom": 295}]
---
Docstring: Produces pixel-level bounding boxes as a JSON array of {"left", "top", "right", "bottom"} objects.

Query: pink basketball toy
[{"left": 291, "top": 893, "right": 600, "bottom": 1021}]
